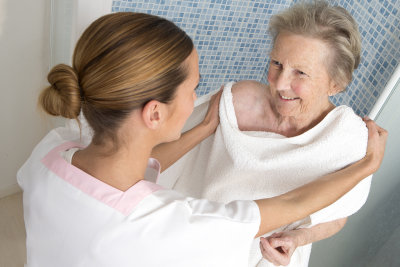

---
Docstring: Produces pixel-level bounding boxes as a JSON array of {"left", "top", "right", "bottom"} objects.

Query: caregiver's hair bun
[
  {"left": 39, "top": 64, "right": 81, "bottom": 119},
  {"left": 38, "top": 12, "right": 194, "bottom": 149}
]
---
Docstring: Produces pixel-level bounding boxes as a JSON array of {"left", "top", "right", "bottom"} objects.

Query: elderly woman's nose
[{"left": 275, "top": 70, "right": 292, "bottom": 91}]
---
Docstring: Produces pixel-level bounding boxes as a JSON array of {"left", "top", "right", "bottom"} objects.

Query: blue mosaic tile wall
[
  {"left": 112, "top": 0, "right": 400, "bottom": 116},
  {"left": 112, "top": 0, "right": 290, "bottom": 96},
  {"left": 327, "top": 0, "right": 400, "bottom": 116}
]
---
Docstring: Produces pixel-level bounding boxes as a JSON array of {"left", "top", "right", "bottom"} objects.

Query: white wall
[
  {"left": 0, "top": 0, "right": 57, "bottom": 197},
  {"left": 0, "top": 0, "right": 113, "bottom": 198}
]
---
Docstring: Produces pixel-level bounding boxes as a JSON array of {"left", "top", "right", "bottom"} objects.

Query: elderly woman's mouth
[{"left": 279, "top": 94, "right": 299, "bottom": 101}]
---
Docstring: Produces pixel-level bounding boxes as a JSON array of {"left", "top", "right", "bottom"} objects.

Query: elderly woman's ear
[{"left": 328, "top": 79, "right": 344, "bottom": 96}]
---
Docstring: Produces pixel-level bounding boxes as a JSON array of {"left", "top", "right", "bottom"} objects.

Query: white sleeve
[
  {"left": 151, "top": 190, "right": 261, "bottom": 266},
  {"left": 186, "top": 198, "right": 261, "bottom": 266},
  {"left": 188, "top": 198, "right": 261, "bottom": 225}
]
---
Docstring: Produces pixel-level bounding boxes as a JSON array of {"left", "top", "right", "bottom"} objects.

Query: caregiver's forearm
[
  {"left": 255, "top": 158, "right": 372, "bottom": 237},
  {"left": 151, "top": 123, "right": 213, "bottom": 172},
  {"left": 295, "top": 218, "right": 347, "bottom": 246}
]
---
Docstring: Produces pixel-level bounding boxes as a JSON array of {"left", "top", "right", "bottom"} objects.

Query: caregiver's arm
[
  {"left": 260, "top": 218, "right": 347, "bottom": 266},
  {"left": 151, "top": 89, "right": 222, "bottom": 172},
  {"left": 254, "top": 119, "right": 387, "bottom": 237}
]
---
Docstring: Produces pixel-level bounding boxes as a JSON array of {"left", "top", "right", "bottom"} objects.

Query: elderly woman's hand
[
  {"left": 201, "top": 86, "right": 223, "bottom": 135},
  {"left": 362, "top": 117, "right": 388, "bottom": 173},
  {"left": 259, "top": 231, "right": 302, "bottom": 266}
]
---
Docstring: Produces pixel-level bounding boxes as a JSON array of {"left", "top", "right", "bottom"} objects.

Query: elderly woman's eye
[
  {"left": 297, "top": 70, "right": 307, "bottom": 76},
  {"left": 272, "top": 60, "right": 282, "bottom": 67}
]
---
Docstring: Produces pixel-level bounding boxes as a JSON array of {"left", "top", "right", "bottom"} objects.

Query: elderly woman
[
  {"left": 232, "top": 2, "right": 367, "bottom": 265},
  {"left": 156, "top": 1, "right": 371, "bottom": 266}
]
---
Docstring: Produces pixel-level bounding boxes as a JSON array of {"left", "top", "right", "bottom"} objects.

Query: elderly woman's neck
[
  {"left": 274, "top": 102, "right": 336, "bottom": 137},
  {"left": 232, "top": 81, "right": 336, "bottom": 137}
]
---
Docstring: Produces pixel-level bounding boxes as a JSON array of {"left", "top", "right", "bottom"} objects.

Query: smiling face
[{"left": 267, "top": 32, "right": 338, "bottom": 120}]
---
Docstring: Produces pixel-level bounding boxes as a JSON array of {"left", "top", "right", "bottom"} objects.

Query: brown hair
[
  {"left": 39, "top": 12, "right": 194, "bottom": 147},
  {"left": 269, "top": 0, "right": 361, "bottom": 91}
]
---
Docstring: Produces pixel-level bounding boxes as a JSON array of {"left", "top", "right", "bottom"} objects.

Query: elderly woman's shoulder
[
  {"left": 332, "top": 105, "right": 368, "bottom": 135},
  {"left": 230, "top": 81, "right": 271, "bottom": 131},
  {"left": 335, "top": 105, "right": 363, "bottom": 122},
  {"left": 231, "top": 80, "right": 269, "bottom": 97}
]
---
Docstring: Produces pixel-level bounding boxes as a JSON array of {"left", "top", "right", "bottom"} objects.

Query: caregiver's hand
[
  {"left": 260, "top": 231, "right": 299, "bottom": 266},
  {"left": 362, "top": 117, "right": 388, "bottom": 173},
  {"left": 201, "top": 87, "right": 223, "bottom": 135},
  {"left": 151, "top": 87, "right": 224, "bottom": 172}
]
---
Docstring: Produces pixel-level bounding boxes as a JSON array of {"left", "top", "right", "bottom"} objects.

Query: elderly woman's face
[{"left": 267, "top": 32, "right": 338, "bottom": 118}]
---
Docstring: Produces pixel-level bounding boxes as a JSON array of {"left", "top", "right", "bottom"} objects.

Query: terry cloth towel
[{"left": 160, "top": 81, "right": 372, "bottom": 267}]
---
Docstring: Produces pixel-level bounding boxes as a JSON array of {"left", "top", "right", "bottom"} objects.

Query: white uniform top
[{"left": 17, "top": 127, "right": 260, "bottom": 267}]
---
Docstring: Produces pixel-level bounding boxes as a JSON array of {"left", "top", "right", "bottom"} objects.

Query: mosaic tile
[{"left": 112, "top": 0, "right": 399, "bottom": 116}]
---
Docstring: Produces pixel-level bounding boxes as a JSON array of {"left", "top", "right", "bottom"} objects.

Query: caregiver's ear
[{"left": 142, "top": 100, "right": 166, "bottom": 129}]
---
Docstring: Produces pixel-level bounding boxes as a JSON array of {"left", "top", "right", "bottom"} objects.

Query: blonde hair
[
  {"left": 39, "top": 12, "right": 193, "bottom": 146},
  {"left": 269, "top": 0, "right": 361, "bottom": 90}
]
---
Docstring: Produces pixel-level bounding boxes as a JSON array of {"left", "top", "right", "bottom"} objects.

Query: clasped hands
[{"left": 259, "top": 229, "right": 304, "bottom": 266}]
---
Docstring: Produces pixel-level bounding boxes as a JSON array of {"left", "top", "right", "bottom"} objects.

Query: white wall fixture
[
  {"left": 0, "top": 0, "right": 50, "bottom": 198},
  {"left": 50, "top": 0, "right": 113, "bottom": 68},
  {"left": 369, "top": 64, "right": 400, "bottom": 120},
  {"left": 49, "top": 0, "right": 74, "bottom": 67}
]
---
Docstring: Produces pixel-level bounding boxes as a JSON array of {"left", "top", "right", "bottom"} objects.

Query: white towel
[{"left": 160, "top": 82, "right": 371, "bottom": 267}]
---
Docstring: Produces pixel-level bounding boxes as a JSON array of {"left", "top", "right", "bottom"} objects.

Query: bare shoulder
[
  {"left": 231, "top": 80, "right": 271, "bottom": 131},
  {"left": 231, "top": 80, "right": 269, "bottom": 99},
  {"left": 232, "top": 80, "right": 270, "bottom": 108}
]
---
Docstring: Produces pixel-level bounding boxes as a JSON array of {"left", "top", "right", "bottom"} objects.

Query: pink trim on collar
[{"left": 41, "top": 142, "right": 163, "bottom": 216}]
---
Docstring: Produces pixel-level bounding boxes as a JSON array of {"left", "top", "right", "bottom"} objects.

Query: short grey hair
[{"left": 269, "top": 0, "right": 361, "bottom": 91}]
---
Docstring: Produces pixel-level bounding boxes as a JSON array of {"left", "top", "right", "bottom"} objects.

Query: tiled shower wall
[
  {"left": 112, "top": 0, "right": 399, "bottom": 116},
  {"left": 328, "top": 0, "right": 399, "bottom": 115},
  {"left": 112, "top": 0, "right": 287, "bottom": 96}
]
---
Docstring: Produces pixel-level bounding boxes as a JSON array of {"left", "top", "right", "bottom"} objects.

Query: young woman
[{"left": 18, "top": 12, "right": 387, "bottom": 267}]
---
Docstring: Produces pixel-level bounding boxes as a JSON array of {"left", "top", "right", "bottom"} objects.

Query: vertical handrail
[{"left": 369, "top": 64, "right": 400, "bottom": 120}]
